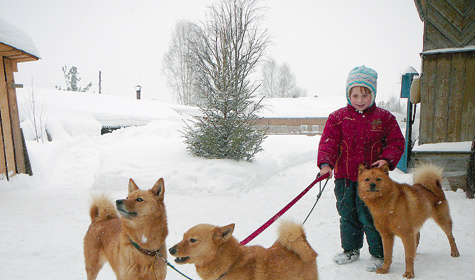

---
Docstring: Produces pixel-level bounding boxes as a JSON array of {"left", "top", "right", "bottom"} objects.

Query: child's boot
[{"left": 333, "top": 249, "right": 360, "bottom": 265}]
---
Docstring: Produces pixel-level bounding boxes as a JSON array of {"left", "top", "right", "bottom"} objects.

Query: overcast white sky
[{"left": 0, "top": 0, "right": 423, "bottom": 103}]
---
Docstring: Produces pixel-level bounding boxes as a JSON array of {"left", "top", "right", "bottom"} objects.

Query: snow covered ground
[{"left": 0, "top": 89, "right": 473, "bottom": 279}]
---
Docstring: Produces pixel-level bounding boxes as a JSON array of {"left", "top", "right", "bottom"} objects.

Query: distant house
[
  {"left": 411, "top": 1, "right": 474, "bottom": 192},
  {"left": 0, "top": 18, "right": 40, "bottom": 179},
  {"left": 256, "top": 117, "right": 327, "bottom": 136},
  {"left": 256, "top": 96, "right": 347, "bottom": 136}
]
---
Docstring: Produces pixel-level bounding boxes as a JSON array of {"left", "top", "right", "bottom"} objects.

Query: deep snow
[{"left": 0, "top": 89, "right": 473, "bottom": 279}]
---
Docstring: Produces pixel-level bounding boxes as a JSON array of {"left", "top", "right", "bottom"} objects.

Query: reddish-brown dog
[
  {"left": 84, "top": 178, "right": 168, "bottom": 280},
  {"left": 358, "top": 163, "right": 459, "bottom": 278},
  {"left": 169, "top": 220, "right": 318, "bottom": 280}
]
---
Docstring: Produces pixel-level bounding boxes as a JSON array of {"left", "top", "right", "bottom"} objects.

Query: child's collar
[{"left": 347, "top": 103, "right": 376, "bottom": 114}]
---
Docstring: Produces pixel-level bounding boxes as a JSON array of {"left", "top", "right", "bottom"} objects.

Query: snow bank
[{"left": 17, "top": 88, "right": 182, "bottom": 140}]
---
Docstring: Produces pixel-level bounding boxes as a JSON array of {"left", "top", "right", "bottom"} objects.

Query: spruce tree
[{"left": 183, "top": 0, "right": 268, "bottom": 161}]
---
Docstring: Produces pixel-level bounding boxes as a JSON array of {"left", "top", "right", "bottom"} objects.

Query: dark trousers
[{"left": 334, "top": 178, "right": 384, "bottom": 257}]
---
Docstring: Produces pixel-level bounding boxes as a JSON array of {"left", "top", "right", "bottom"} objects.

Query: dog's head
[
  {"left": 169, "top": 223, "right": 235, "bottom": 266},
  {"left": 357, "top": 164, "right": 391, "bottom": 200},
  {"left": 116, "top": 178, "right": 166, "bottom": 220}
]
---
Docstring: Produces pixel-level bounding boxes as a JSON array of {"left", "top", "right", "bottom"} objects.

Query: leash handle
[{"left": 239, "top": 172, "right": 330, "bottom": 246}]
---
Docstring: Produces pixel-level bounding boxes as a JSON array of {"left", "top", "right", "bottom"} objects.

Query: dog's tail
[
  {"left": 89, "top": 194, "right": 118, "bottom": 223},
  {"left": 278, "top": 220, "right": 317, "bottom": 262},
  {"left": 413, "top": 163, "right": 446, "bottom": 200}
]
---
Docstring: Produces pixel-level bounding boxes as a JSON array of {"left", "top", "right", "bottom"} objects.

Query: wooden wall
[
  {"left": 416, "top": 0, "right": 475, "bottom": 51},
  {"left": 0, "top": 42, "right": 38, "bottom": 180},
  {"left": 420, "top": 50, "right": 475, "bottom": 144},
  {"left": 414, "top": 0, "right": 475, "bottom": 144},
  {"left": 0, "top": 57, "right": 27, "bottom": 178}
]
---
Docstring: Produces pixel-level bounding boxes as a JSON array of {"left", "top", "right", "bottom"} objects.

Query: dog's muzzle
[
  {"left": 116, "top": 200, "right": 138, "bottom": 218},
  {"left": 368, "top": 183, "right": 379, "bottom": 192},
  {"left": 169, "top": 247, "right": 190, "bottom": 263}
]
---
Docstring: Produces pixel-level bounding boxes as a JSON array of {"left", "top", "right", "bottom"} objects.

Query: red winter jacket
[{"left": 317, "top": 104, "right": 405, "bottom": 182}]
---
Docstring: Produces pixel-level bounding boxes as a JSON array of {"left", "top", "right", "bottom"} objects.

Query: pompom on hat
[{"left": 346, "top": 65, "right": 378, "bottom": 106}]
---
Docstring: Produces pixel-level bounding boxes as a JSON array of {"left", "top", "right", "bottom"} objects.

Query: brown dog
[
  {"left": 358, "top": 163, "right": 459, "bottom": 278},
  {"left": 84, "top": 178, "right": 168, "bottom": 280},
  {"left": 169, "top": 220, "right": 318, "bottom": 280}
]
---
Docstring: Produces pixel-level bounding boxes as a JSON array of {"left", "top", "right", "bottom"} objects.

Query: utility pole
[{"left": 98, "top": 71, "right": 102, "bottom": 94}]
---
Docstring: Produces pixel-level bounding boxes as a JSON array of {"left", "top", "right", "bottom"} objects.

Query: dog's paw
[
  {"left": 375, "top": 267, "right": 389, "bottom": 274},
  {"left": 403, "top": 271, "right": 415, "bottom": 279}
]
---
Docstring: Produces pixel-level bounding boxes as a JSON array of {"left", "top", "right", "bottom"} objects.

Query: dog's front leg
[
  {"left": 401, "top": 232, "right": 417, "bottom": 279},
  {"left": 376, "top": 229, "right": 394, "bottom": 275}
]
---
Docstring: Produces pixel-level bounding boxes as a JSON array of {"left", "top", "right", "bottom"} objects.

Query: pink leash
[{"left": 240, "top": 172, "right": 330, "bottom": 246}]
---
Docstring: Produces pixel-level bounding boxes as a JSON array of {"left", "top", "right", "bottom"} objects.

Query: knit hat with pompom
[{"left": 346, "top": 65, "right": 378, "bottom": 106}]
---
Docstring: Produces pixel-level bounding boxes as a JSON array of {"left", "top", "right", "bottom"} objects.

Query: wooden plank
[
  {"left": 0, "top": 50, "right": 21, "bottom": 57},
  {"left": 9, "top": 57, "right": 37, "bottom": 63},
  {"left": 466, "top": 0, "right": 475, "bottom": 12},
  {"left": 4, "top": 58, "right": 26, "bottom": 174},
  {"left": 464, "top": 20, "right": 475, "bottom": 46},
  {"left": 427, "top": 5, "right": 462, "bottom": 47},
  {"left": 425, "top": 22, "right": 454, "bottom": 50},
  {"left": 0, "top": 109, "right": 6, "bottom": 177},
  {"left": 420, "top": 55, "right": 437, "bottom": 144},
  {"left": 433, "top": 53, "right": 452, "bottom": 143},
  {"left": 0, "top": 43, "right": 37, "bottom": 62},
  {"left": 447, "top": 52, "right": 465, "bottom": 142},
  {"left": 430, "top": 0, "right": 464, "bottom": 31},
  {"left": 461, "top": 51, "right": 475, "bottom": 141},
  {"left": 0, "top": 43, "right": 13, "bottom": 52},
  {"left": 446, "top": 0, "right": 465, "bottom": 14},
  {"left": 412, "top": 151, "right": 470, "bottom": 173},
  {"left": 0, "top": 57, "right": 16, "bottom": 177},
  {"left": 463, "top": 3, "right": 475, "bottom": 46}
]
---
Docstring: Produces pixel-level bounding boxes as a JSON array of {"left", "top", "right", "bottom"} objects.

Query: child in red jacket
[{"left": 317, "top": 65, "right": 405, "bottom": 271}]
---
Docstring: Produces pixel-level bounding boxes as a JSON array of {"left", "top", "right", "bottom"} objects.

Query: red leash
[{"left": 240, "top": 172, "right": 330, "bottom": 246}]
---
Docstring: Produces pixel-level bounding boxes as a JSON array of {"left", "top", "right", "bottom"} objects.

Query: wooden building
[
  {"left": 256, "top": 96, "right": 346, "bottom": 136},
  {"left": 411, "top": 0, "right": 474, "bottom": 191},
  {"left": 0, "top": 19, "right": 40, "bottom": 179},
  {"left": 414, "top": 0, "right": 474, "bottom": 144},
  {"left": 256, "top": 117, "right": 327, "bottom": 136}
]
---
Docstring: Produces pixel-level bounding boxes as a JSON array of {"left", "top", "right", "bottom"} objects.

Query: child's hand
[
  {"left": 319, "top": 165, "right": 333, "bottom": 179},
  {"left": 372, "top": 160, "right": 388, "bottom": 168}
]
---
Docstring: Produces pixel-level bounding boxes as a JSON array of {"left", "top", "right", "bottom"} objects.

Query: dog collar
[{"left": 130, "top": 239, "right": 162, "bottom": 257}]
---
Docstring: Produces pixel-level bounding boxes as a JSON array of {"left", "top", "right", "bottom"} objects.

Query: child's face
[{"left": 349, "top": 87, "right": 372, "bottom": 111}]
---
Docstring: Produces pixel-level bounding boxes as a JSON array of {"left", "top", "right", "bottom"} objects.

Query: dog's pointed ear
[
  {"left": 151, "top": 178, "right": 165, "bottom": 198},
  {"left": 358, "top": 164, "right": 366, "bottom": 176},
  {"left": 213, "top": 224, "right": 235, "bottom": 244},
  {"left": 381, "top": 164, "right": 389, "bottom": 175},
  {"left": 128, "top": 178, "right": 139, "bottom": 194}
]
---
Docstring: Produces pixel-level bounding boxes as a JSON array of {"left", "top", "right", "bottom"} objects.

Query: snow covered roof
[
  {"left": 258, "top": 96, "right": 347, "bottom": 118},
  {"left": 0, "top": 17, "right": 40, "bottom": 61},
  {"left": 412, "top": 141, "right": 472, "bottom": 153},
  {"left": 421, "top": 45, "right": 475, "bottom": 56}
]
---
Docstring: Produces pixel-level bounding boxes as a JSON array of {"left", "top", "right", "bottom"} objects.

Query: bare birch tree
[
  {"left": 259, "top": 58, "right": 278, "bottom": 97},
  {"left": 276, "top": 63, "right": 295, "bottom": 98},
  {"left": 162, "top": 20, "right": 202, "bottom": 105},
  {"left": 184, "top": 0, "right": 269, "bottom": 161},
  {"left": 259, "top": 58, "right": 306, "bottom": 98}
]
